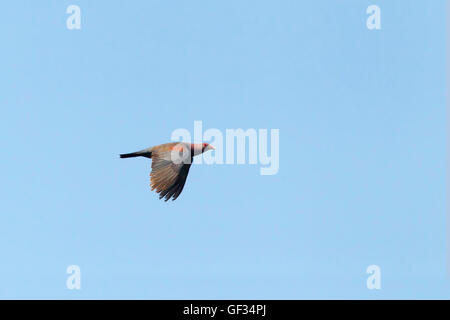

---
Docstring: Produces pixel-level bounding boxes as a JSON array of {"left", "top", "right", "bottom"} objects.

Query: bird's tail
[
  {"left": 120, "top": 152, "right": 140, "bottom": 158},
  {"left": 120, "top": 148, "right": 152, "bottom": 159}
]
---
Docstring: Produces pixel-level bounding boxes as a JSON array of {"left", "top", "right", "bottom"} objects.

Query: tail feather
[
  {"left": 120, "top": 152, "right": 140, "bottom": 158},
  {"left": 120, "top": 148, "right": 152, "bottom": 159}
]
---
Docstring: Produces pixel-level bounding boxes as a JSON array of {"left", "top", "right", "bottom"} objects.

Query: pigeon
[{"left": 120, "top": 142, "right": 214, "bottom": 201}]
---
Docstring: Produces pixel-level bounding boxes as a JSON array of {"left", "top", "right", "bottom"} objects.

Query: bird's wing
[{"left": 150, "top": 147, "right": 192, "bottom": 201}]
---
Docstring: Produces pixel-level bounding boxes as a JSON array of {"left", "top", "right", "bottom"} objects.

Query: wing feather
[{"left": 150, "top": 147, "right": 192, "bottom": 201}]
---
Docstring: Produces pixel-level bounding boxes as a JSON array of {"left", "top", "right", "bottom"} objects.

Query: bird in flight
[{"left": 120, "top": 142, "right": 215, "bottom": 201}]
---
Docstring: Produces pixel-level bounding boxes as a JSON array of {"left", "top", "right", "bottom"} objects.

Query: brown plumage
[{"left": 120, "top": 142, "right": 214, "bottom": 201}]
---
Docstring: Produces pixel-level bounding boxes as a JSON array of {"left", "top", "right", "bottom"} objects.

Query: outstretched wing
[{"left": 150, "top": 148, "right": 192, "bottom": 201}]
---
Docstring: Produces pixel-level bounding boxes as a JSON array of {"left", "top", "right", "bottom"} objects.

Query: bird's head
[{"left": 202, "top": 143, "right": 215, "bottom": 153}]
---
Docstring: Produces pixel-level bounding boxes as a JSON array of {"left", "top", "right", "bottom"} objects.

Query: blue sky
[{"left": 0, "top": 0, "right": 447, "bottom": 299}]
